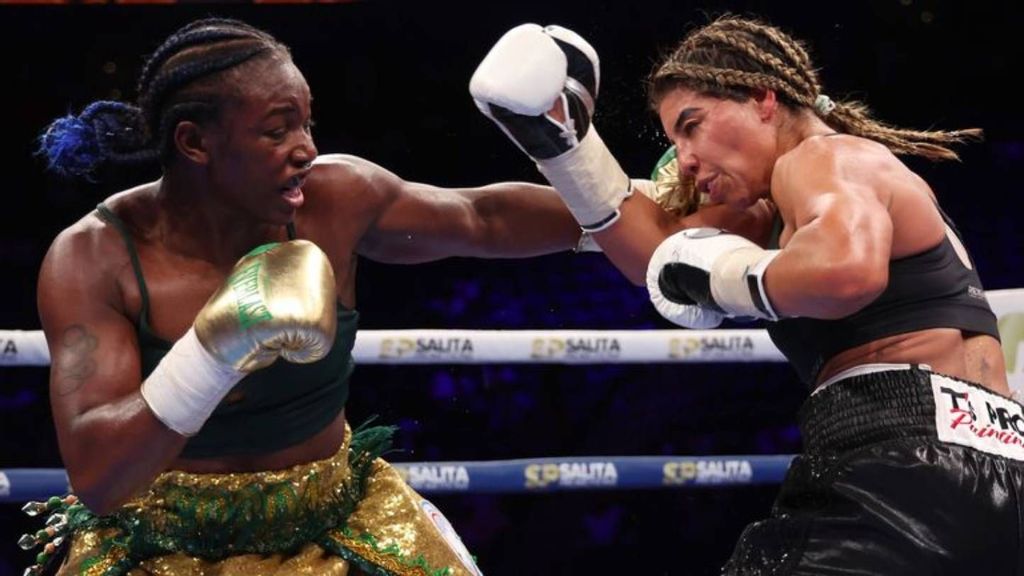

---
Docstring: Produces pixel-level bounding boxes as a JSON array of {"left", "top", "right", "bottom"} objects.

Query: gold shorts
[{"left": 55, "top": 426, "right": 481, "bottom": 576}]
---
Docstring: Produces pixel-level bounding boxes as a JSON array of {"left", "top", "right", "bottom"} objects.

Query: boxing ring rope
[
  {"left": 1, "top": 456, "right": 796, "bottom": 502},
  {"left": 0, "top": 328, "right": 786, "bottom": 367},
  {"left": 3, "top": 288, "right": 1021, "bottom": 502}
]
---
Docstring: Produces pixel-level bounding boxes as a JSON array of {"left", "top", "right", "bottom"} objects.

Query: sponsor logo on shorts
[
  {"left": 662, "top": 460, "right": 754, "bottom": 485},
  {"left": 669, "top": 335, "right": 755, "bottom": 359},
  {"left": 524, "top": 461, "right": 618, "bottom": 489},
  {"left": 379, "top": 338, "right": 474, "bottom": 360},
  {"left": 530, "top": 338, "right": 621, "bottom": 360},
  {"left": 419, "top": 499, "right": 482, "bottom": 576},
  {"left": 401, "top": 465, "right": 470, "bottom": 491},
  {"left": 932, "top": 374, "right": 1024, "bottom": 461}
]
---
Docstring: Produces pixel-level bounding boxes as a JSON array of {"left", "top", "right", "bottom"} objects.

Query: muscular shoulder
[
  {"left": 41, "top": 185, "right": 154, "bottom": 298},
  {"left": 778, "top": 135, "right": 893, "bottom": 181},
  {"left": 46, "top": 210, "right": 126, "bottom": 276},
  {"left": 39, "top": 213, "right": 130, "bottom": 322},
  {"left": 306, "top": 154, "right": 404, "bottom": 209},
  {"left": 772, "top": 135, "right": 906, "bottom": 211}
]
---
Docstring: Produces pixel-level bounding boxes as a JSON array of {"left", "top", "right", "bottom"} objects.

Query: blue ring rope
[{"left": 0, "top": 455, "right": 794, "bottom": 502}]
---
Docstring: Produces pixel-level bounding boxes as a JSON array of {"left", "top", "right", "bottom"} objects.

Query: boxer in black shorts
[{"left": 469, "top": 15, "right": 1021, "bottom": 574}]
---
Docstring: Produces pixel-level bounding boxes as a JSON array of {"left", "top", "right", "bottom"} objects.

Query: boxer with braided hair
[
  {"left": 473, "top": 15, "right": 1019, "bottom": 573},
  {"left": 642, "top": 16, "right": 1016, "bottom": 574},
  {"left": 30, "top": 16, "right": 773, "bottom": 575},
  {"left": 32, "top": 17, "right": 594, "bottom": 576}
]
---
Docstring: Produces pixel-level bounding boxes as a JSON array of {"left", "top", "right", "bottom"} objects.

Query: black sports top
[
  {"left": 96, "top": 203, "right": 358, "bottom": 458},
  {"left": 765, "top": 207, "right": 999, "bottom": 387}
]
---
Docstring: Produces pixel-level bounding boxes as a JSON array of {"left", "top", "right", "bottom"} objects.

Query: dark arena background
[{"left": 1, "top": 1, "right": 1023, "bottom": 574}]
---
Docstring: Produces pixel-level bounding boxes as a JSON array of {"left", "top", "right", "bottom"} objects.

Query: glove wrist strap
[
  {"left": 710, "top": 248, "right": 782, "bottom": 320},
  {"left": 536, "top": 128, "right": 631, "bottom": 231}
]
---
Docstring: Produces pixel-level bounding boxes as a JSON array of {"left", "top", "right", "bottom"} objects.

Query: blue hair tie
[{"left": 38, "top": 112, "right": 104, "bottom": 179}]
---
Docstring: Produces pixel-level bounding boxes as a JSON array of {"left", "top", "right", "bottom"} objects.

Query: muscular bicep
[
  {"left": 347, "top": 158, "right": 577, "bottom": 263},
  {"left": 359, "top": 174, "right": 484, "bottom": 263},
  {"left": 775, "top": 172, "right": 892, "bottom": 269},
  {"left": 765, "top": 147, "right": 894, "bottom": 317}
]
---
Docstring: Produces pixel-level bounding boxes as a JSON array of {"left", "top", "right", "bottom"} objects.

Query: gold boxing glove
[
  {"left": 141, "top": 239, "right": 337, "bottom": 436},
  {"left": 195, "top": 240, "right": 337, "bottom": 372},
  {"left": 649, "top": 146, "right": 705, "bottom": 217}
]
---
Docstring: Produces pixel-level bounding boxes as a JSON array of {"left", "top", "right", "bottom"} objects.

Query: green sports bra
[{"left": 96, "top": 203, "right": 358, "bottom": 459}]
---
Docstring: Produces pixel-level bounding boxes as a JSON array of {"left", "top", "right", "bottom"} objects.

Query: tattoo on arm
[{"left": 55, "top": 325, "right": 98, "bottom": 396}]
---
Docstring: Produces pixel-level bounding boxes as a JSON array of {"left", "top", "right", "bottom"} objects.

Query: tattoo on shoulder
[{"left": 55, "top": 325, "right": 98, "bottom": 396}]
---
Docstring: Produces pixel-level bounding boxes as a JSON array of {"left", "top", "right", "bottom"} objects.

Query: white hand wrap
[
  {"left": 140, "top": 327, "right": 244, "bottom": 436},
  {"left": 536, "top": 128, "right": 632, "bottom": 231},
  {"left": 575, "top": 179, "right": 654, "bottom": 252}
]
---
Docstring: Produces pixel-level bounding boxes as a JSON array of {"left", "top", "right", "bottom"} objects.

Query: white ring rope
[
  {"left": 3, "top": 289, "right": 1022, "bottom": 368},
  {"left": 0, "top": 328, "right": 783, "bottom": 365},
  {"left": 1, "top": 289, "right": 1021, "bottom": 504}
]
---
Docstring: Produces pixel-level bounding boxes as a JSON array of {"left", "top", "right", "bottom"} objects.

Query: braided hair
[
  {"left": 648, "top": 15, "right": 980, "bottom": 161},
  {"left": 39, "top": 18, "right": 290, "bottom": 178}
]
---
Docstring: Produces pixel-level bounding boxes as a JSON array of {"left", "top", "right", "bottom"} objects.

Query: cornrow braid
[
  {"left": 140, "top": 43, "right": 271, "bottom": 157},
  {"left": 135, "top": 18, "right": 272, "bottom": 96},
  {"left": 648, "top": 15, "right": 980, "bottom": 161},
  {"left": 38, "top": 18, "right": 290, "bottom": 178}
]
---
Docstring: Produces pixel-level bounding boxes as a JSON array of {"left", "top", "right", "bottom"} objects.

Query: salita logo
[
  {"left": 379, "top": 338, "right": 474, "bottom": 359},
  {"left": 405, "top": 465, "right": 470, "bottom": 490},
  {"left": 524, "top": 461, "right": 618, "bottom": 488},
  {"left": 669, "top": 335, "right": 754, "bottom": 359},
  {"left": 662, "top": 460, "right": 754, "bottom": 485},
  {"left": 530, "top": 338, "right": 621, "bottom": 359}
]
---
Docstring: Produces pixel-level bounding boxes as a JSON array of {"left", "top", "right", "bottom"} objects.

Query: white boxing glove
[
  {"left": 470, "top": 23, "right": 631, "bottom": 231},
  {"left": 646, "top": 228, "right": 782, "bottom": 327}
]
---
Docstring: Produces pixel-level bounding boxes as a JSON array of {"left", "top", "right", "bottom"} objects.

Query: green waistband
[{"left": 27, "top": 424, "right": 394, "bottom": 575}]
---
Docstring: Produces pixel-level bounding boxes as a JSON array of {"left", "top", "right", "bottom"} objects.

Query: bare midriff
[
  {"left": 169, "top": 411, "right": 347, "bottom": 474},
  {"left": 816, "top": 329, "right": 1010, "bottom": 396}
]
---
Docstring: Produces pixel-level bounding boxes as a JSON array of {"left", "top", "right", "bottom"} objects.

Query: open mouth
[
  {"left": 279, "top": 174, "right": 307, "bottom": 207},
  {"left": 697, "top": 174, "right": 718, "bottom": 199}
]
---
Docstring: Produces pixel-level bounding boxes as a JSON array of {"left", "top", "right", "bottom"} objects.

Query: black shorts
[{"left": 722, "top": 365, "right": 1024, "bottom": 575}]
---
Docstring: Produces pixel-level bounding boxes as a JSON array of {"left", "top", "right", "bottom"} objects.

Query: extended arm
[{"left": 313, "top": 155, "right": 582, "bottom": 264}]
